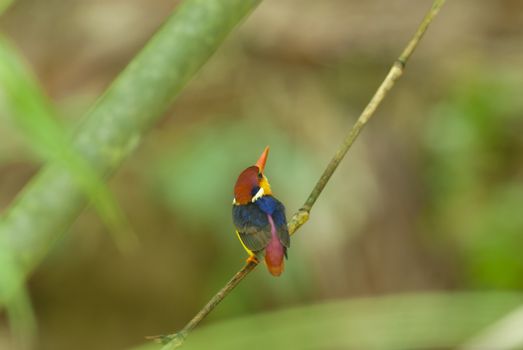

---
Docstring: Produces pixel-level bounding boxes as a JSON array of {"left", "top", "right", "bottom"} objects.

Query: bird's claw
[{"left": 246, "top": 255, "right": 259, "bottom": 264}]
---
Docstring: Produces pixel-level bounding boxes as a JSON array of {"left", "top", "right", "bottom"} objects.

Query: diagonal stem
[
  {"left": 152, "top": 0, "right": 447, "bottom": 347},
  {"left": 300, "top": 0, "right": 446, "bottom": 215}
]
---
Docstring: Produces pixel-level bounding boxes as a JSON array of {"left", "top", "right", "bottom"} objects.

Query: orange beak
[{"left": 255, "top": 146, "right": 270, "bottom": 172}]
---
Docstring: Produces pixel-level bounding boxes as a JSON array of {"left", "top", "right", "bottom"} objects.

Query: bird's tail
[
  {"left": 265, "top": 238, "right": 285, "bottom": 276},
  {"left": 265, "top": 214, "right": 285, "bottom": 276},
  {"left": 265, "top": 254, "right": 284, "bottom": 276}
]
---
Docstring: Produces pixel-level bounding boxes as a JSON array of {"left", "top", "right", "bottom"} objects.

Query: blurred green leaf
[
  {"left": 0, "top": 34, "right": 137, "bottom": 337},
  {"left": 0, "top": 0, "right": 261, "bottom": 324},
  {"left": 5, "top": 287, "right": 36, "bottom": 349},
  {"left": 135, "top": 292, "right": 523, "bottom": 350},
  {"left": 0, "top": 235, "right": 35, "bottom": 347},
  {"left": 0, "top": 36, "right": 136, "bottom": 252}
]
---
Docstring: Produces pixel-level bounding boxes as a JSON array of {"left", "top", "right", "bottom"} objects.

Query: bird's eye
[{"left": 257, "top": 173, "right": 263, "bottom": 179}]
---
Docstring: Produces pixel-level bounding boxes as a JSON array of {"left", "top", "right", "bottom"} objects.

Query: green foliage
[
  {"left": 0, "top": 37, "right": 134, "bottom": 250},
  {"left": 0, "top": 33, "right": 135, "bottom": 344},
  {"left": 423, "top": 70, "right": 523, "bottom": 288},
  {"left": 0, "top": 0, "right": 261, "bottom": 317}
]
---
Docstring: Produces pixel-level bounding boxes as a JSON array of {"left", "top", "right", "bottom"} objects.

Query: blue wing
[
  {"left": 232, "top": 203, "right": 271, "bottom": 252},
  {"left": 232, "top": 195, "right": 290, "bottom": 253},
  {"left": 255, "top": 196, "right": 290, "bottom": 249}
]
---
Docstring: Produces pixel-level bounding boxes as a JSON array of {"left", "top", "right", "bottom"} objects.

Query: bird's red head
[{"left": 234, "top": 146, "right": 272, "bottom": 205}]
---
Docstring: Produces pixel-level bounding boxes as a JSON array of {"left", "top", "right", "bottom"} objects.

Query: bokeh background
[{"left": 1, "top": 0, "right": 523, "bottom": 349}]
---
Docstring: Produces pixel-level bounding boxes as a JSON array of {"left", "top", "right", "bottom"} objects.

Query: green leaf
[
  {"left": 0, "top": 36, "right": 137, "bottom": 252},
  {"left": 135, "top": 292, "right": 522, "bottom": 350},
  {"left": 0, "top": 0, "right": 260, "bottom": 309}
]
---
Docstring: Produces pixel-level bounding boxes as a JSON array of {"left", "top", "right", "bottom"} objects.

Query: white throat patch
[{"left": 251, "top": 187, "right": 264, "bottom": 202}]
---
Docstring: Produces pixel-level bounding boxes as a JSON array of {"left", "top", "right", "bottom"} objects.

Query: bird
[{"left": 232, "top": 146, "right": 290, "bottom": 276}]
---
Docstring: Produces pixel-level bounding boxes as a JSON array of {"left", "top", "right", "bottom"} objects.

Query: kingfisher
[{"left": 232, "top": 147, "right": 290, "bottom": 276}]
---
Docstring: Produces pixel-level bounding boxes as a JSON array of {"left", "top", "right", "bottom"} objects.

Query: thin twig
[
  {"left": 300, "top": 0, "right": 446, "bottom": 215},
  {"left": 151, "top": 0, "right": 446, "bottom": 347}
]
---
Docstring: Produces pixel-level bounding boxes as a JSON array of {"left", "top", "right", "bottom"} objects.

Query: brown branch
[{"left": 150, "top": 0, "right": 446, "bottom": 347}]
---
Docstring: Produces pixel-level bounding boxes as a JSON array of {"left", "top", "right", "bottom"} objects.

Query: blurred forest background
[{"left": 1, "top": 0, "right": 523, "bottom": 349}]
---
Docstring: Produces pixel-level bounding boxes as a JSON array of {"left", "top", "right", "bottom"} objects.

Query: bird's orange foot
[{"left": 246, "top": 255, "right": 259, "bottom": 264}]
